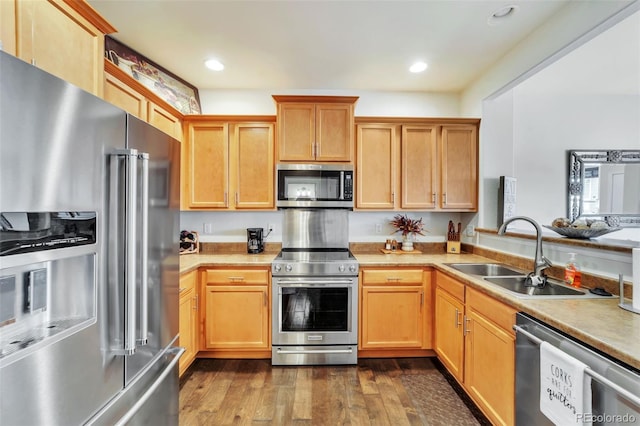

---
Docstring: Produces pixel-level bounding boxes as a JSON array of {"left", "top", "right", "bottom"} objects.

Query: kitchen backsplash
[{"left": 180, "top": 211, "right": 466, "bottom": 244}]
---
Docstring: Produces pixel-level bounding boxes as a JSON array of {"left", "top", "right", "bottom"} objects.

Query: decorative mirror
[{"left": 568, "top": 150, "right": 640, "bottom": 227}]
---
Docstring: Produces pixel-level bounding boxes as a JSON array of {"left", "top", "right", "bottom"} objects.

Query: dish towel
[{"left": 540, "top": 341, "right": 592, "bottom": 425}]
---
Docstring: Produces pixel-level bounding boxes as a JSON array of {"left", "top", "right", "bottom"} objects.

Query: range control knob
[
  {"left": 285, "top": 264, "right": 293, "bottom": 272},
  {"left": 349, "top": 265, "right": 357, "bottom": 273},
  {"left": 273, "top": 264, "right": 282, "bottom": 273},
  {"left": 338, "top": 265, "right": 346, "bottom": 272}
]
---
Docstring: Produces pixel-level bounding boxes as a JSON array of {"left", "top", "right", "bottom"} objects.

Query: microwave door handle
[
  {"left": 137, "top": 152, "right": 149, "bottom": 346},
  {"left": 109, "top": 149, "right": 138, "bottom": 356}
]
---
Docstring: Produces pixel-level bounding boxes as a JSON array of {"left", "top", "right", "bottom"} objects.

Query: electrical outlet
[
  {"left": 465, "top": 225, "right": 475, "bottom": 237},
  {"left": 203, "top": 223, "right": 213, "bottom": 234},
  {"left": 375, "top": 223, "right": 382, "bottom": 234},
  {"left": 267, "top": 223, "right": 275, "bottom": 233}
]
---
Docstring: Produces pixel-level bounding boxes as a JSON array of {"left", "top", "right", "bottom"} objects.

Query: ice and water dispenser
[{"left": 0, "top": 212, "right": 97, "bottom": 361}]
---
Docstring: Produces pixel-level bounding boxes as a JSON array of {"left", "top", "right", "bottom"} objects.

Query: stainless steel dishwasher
[{"left": 514, "top": 313, "right": 640, "bottom": 425}]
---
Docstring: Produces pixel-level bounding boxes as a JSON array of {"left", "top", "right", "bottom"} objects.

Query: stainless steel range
[{"left": 271, "top": 209, "right": 358, "bottom": 365}]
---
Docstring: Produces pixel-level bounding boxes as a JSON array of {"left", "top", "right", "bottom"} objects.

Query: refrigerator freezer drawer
[{"left": 86, "top": 346, "right": 184, "bottom": 426}]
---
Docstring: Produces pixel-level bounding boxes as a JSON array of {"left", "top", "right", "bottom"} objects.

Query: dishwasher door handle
[{"left": 513, "top": 324, "right": 640, "bottom": 407}]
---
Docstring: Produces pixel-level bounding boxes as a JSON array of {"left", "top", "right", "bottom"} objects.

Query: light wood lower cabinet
[
  {"left": 201, "top": 268, "right": 270, "bottom": 357},
  {"left": 179, "top": 270, "right": 198, "bottom": 376},
  {"left": 434, "top": 271, "right": 516, "bottom": 426},
  {"left": 359, "top": 268, "right": 432, "bottom": 353}
]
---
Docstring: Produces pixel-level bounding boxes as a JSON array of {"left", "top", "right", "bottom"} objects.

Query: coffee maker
[{"left": 247, "top": 228, "right": 264, "bottom": 254}]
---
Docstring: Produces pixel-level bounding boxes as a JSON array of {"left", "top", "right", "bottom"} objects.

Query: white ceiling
[{"left": 88, "top": 0, "right": 586, "bottom": 93}]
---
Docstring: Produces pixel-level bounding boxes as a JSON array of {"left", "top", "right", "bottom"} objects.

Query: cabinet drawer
[
  {"left": 362, "top": 269, "right": 423, "bottom": 285},
  {"left": 179, "top": 270, "right": 197, "bottom": 294},
  {"left": 435, "top": 271, "right": 465, "bottom": 302},
  {"left": 466, "top": 287, "right": 516, "bottom": 333},
  {"left": 205, "top": 269, "right": 269, "bottom": 285}
]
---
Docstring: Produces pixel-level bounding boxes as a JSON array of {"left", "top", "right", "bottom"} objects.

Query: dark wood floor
[{"left": 179, "top": 357, "right": 487, "bottom": 426}]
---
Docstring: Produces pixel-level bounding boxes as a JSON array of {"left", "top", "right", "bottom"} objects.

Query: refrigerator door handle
[
  {"left": 114, "top": 347, "right": 185, "bottom": 426},
  {"left": 110, "top": 149, "right": 138, "bottom": 356},
  {"left": 137, "top": 152, "right": 149, "bottom": 346}
]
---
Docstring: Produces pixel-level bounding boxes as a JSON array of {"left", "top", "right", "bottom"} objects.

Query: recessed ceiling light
[
  {"left": 487, "top": 5, "right": 519, "bottom": 26},
  {"left": 409, "top": 62, "right": 428, "bottom": 73},
  {"left": 204, "top": 59, "right": 224, "bottom": 71}
]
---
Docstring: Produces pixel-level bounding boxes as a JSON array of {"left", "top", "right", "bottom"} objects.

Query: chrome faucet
[{"left": 498, "top": 216, "right": 552, "bottom": 288}]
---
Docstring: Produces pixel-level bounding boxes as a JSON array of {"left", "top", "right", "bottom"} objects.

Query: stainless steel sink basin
[
  {"left": 445, "top": 263, "right": 613, "bottom": 299},
  {"left": 445, "top": 263, "right": 523, "bottom": 277},
  {"left": 483, "top": 276, "right": 592, "bottom": 298}
]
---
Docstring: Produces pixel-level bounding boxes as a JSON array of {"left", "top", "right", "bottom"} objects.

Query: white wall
[
  {"left": 199, "top": 89, "right": 460, "bottom": 117},
  {"left": 182, "top": 210, "right": 459, "bottom": 244}
]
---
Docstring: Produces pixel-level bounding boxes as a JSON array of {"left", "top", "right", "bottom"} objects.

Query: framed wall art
[{"left": 105, "top": 36, "right": 201, "bottom": 114}]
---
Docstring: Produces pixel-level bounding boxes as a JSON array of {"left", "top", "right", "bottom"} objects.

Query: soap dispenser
[{"left": 564, "top": 253, "right": 582, "bottom": 288}]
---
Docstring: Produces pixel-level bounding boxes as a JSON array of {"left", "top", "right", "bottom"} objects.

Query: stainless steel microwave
[{"left": 276, "top": 164, "right": 354, "bottom": 208}]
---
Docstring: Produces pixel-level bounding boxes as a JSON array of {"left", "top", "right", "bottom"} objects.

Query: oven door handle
[
  {"left": 275, "top": 348, "right": 354, "bottom": 355},
  {"left": 275, "top": 280, "right": 355, "bottom": 286}
]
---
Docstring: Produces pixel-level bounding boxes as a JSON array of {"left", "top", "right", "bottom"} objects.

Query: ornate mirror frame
[{"left": 568, "top": 149, "right": 640, "bottom": 227}]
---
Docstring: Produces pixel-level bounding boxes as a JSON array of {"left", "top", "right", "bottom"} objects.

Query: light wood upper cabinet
[
  {"left": 104, "top": 60, "right": 184, "bottom": 141},
  {"left": 274, "top": 95, "right": 358, "bottom": 163},
  {"left": 434, "top": 272, "right": 516, "bottom": 426},
  {"left": 104, "top": 68, "right": 148, "bottom": 119},
  {"left": 356, "top": 118, "right": 478, "bottom": 211},
  {"left": 356, "top": 124, "right": 397, "bottom": 209},
  {"left": 184, "top": 121, "right": 229, "bottom": 208},
  {"left": 440, "top": 124, "right": 478, "bottom": 210},
  {"left": 402, "top": 125, "right": 438, "bottom": 209},
  {"left": 234, "top": 123, "right": 275, "bottom": 209},
  {"left": 360, "top": 268, "right": 432, "bottom": 351},
  {"left": 182, "top": 117, "right": 275, "bottom": 210},
  {"left": 148, "top": 101, "right": 182, "bottom": 141},
  {"left": 10, "top": 0, "right": 115, "bottom": 97}
]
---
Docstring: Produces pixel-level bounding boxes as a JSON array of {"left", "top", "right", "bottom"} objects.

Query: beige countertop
[{"left": 180, "top": 251, "right": 640, "bottom": 370}]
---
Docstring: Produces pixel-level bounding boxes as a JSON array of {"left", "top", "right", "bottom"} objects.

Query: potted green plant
[{"left": 390, "top": 214, "right": 426, "bottom": 251}]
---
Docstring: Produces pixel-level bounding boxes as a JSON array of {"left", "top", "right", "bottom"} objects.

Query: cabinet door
[
  {"left": 277, "top": 103, "right": 315, "bottom": 161},
  {"left": 179, "top": 270, "right": 198, "bottom": 376},
  {"left": 148, "top": 102, "right": 182, "bottom": 141},
  {"left": 186, "top": 123, "right": 229, "bottom": 208},
  {"left": 360, "top": 286, "right": 424, "bottom": 349},
  {"left": 104, "top": 71, "right": 148, "bottom": 120},
  {"left": 401, "top": 126, "right": 438, "bottom": 209},
  {"left": 233, "top": 123, "right": 275, "bottom": 209},
  {"left": 17, "top": 0, "right": 108, "bottom": 96},
  {"left": 203, "top": 285, "right": 269, "bottom": 349},
  {"left": 179, "top": 287, "right": 196, "bottom": 376},
  {"left": 316, "top": 104, "right": 353, "bottom": 162},
  {"left": 1, "top": 0, "right": 17, "bottom": 55},
  {"left": 464, "top": 308, "right": 515, "bottom": 426},
  {"left": 434, "top": 286, "right": 465, "bottom": 383},
  {"left": 356, "top": 124, "right": 397, "bottom": 209},
  {"left": 440, "top": 124, "right": 477, "bottom": 210}
]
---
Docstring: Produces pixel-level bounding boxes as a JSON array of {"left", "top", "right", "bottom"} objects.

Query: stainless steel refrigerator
[{"left": 0, "top": 51, "right": 182, "bottom": 425}]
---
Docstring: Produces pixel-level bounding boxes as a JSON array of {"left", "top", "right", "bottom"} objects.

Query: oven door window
[{"left": 280, "top": 287, "right": 348, "bottom": 332}]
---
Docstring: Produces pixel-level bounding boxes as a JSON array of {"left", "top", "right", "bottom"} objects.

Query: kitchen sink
[
  {"left": 445, "top": 263, "right": 613, "bottom": 299},
  {"left": 484, "top": 276, "right": 597, "bottom": 298},
  {"left": 445, "top": 263, "right": 523, "bottom": 277}
]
